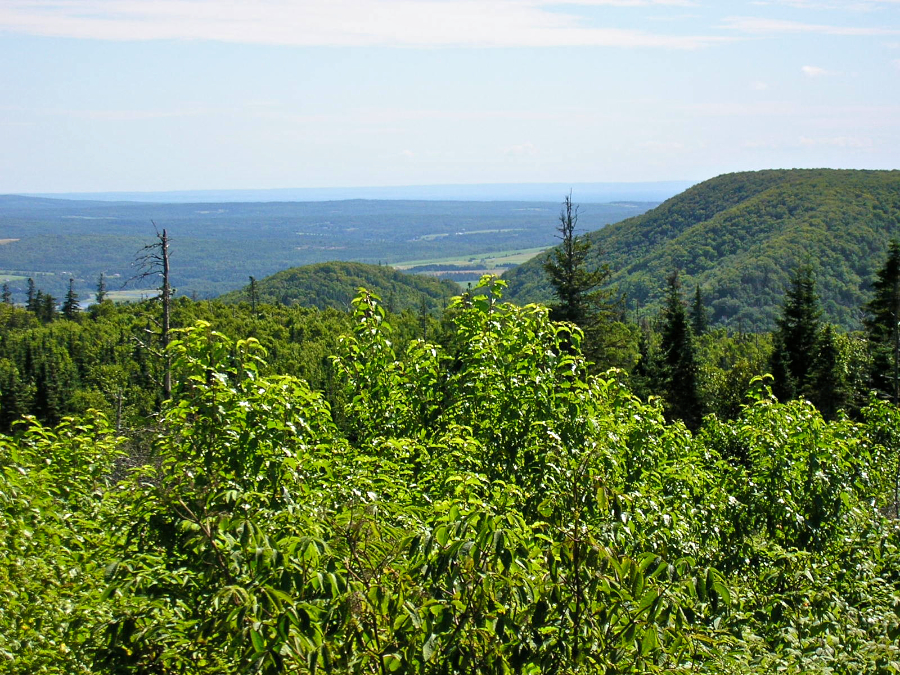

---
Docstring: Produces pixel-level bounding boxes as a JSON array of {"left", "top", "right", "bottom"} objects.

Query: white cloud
[
  {"left": 0, "top": 0, "right": 728, "bottom": 49},
  {"left": 751, "top": 80, "right": 769, "bottom": 90},
  {"left": 722, "top": 16, "right": 900, "bottom": 35},
  {"left": 801, "top": 65, "right": 831, "bottom": 76},
  {"left": 399, "top": 149, "right": 415, "bottom": 158}
]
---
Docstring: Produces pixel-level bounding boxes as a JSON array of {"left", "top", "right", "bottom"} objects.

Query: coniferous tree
[
  {"left": 863, "top": 240, "right": 900, "bottom": 403},
  {"left": 630, "top": 321, "right": 661, "bottom": 400},
  {"left": 659, "top": 271, "right": 702, "bottom": 430},
  {"left": 25, "top": 278, "right": 38, "bottom": 313},
  {"left": 132, "top": 226, "right": 173, "bottom": 400},
  {"left": 96, "top": 272, "right": 108, "bottom": 304},
  {"left": 62, "top": 278, "right": 80, "bottom": 320},
  {"left": 1, "top": 283, "right": 11, "bottom": 305},
  {"left": 543, "top": 193, "right": 620, "bottom": 365},
  {"left": 248, "top": 275, "right": 259, "bottom": 315},
  {"left": 769, "top": 265, "right": 821, "bottom": 401},
  {"left": 806, "top": 324, "right": 850, "bottom": 420},
  {"left": 689, "top": 285, "right": 709, "bottom": 336},
  {"left": 37, "top": 292, "right": 57, "bottom": 324}
]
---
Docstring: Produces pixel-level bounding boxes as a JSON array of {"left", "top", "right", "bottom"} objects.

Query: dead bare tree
[{"left": 129, "top": 224, "right": 172, "bottom": 401}]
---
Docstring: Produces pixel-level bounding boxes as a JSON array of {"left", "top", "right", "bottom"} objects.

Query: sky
[{"left": 1, "top": 0, "right": 899, "bottom": 193}]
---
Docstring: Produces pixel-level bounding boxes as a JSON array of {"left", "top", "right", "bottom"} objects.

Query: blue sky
[{"left": 1, "top": 0, "right": 898, "bottom": 193}]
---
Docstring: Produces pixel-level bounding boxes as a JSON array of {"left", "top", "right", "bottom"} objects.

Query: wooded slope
[
  {"left": 503, "top": 169, "right": 900, "bottom": 329},
  {"left": 217, "top": 261, "right": 460, "bottom": 313}
]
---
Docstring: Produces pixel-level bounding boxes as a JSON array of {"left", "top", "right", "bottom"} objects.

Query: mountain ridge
[{"left": 502, "top": 169, "right": 900, "bottom": 330}]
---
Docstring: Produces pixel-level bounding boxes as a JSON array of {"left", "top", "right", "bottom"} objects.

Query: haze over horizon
[{"left": 1, "top": 0, "right": 898, "bottom": 194}]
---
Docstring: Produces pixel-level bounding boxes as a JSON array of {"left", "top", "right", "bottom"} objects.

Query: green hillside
[
  {"left": 217, "top": 261, "right": 460, "bottom": 312},
  {"left": 503, "top": 169, "right": 900, "bottom": 330}
]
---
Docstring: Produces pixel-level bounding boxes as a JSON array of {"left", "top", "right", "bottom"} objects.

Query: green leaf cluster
[{"left": 2, "top": 281, "right": 900, "bottom": 673}]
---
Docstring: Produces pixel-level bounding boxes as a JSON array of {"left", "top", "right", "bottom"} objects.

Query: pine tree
[
  {"left": 863, "top": 240, "right": 900, "bottom": 403},
  {"left": 62, "top": 278, "right": 80, "bottom": 320},
  {"left": 659, "top": 271, "right": 702, "bottom": 430},
  {"left": 1, "top": 283, "right": 11, "bottom": 305},
  {"left": 769, "top": 265, "right": 821, "bottom": 401}
]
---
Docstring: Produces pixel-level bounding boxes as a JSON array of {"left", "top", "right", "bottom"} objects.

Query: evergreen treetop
[
  {"left": 62, "top": 278, "right": 80, "bottom": 320},
  {"left": 659, "top": 271, "right": 702, "bottom": 430},
  {"left": 863, "top": 239, "right": 900, "bottom": 403},
  {"left": 770, "top": 265, "right": 821, "bottom": 400}
]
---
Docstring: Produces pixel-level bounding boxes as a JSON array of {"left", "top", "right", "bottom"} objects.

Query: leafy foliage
[{"left": 3, "top": 282, "right": 900, "bottom": 674}]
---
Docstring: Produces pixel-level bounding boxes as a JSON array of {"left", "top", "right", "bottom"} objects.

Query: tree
[
  {"left": 62, "top": 278, "right": 80, "bottom": 320},
  {"left": 659, "top": 271, "right": 702, "bottom": 429},
  {"left": 37, "top": 292, "right": 57, "bottom": 324},
  {"left": 863, "top": 240, "right": 900, "bottom": 403},
  {"left": 769, "top": 265, "right": 821, "bottom": 402},
  {"left": 543, "top": 193, "right": 620, "bottom": 364},
  {"left": 25, "top": 278, "right": 37, "bottom": 313},
  {"left": 805, "top": 324, "right": 852, "bottom": 420},
  {"left": 630, "top": 320, "right": 661, "bottom": 400},
  {"left": 248, "top": 275, "right": 259, "bottom": 315},
  {"left": 690, "top": 285, "right": 709, "bottom": 336},
  {"left": 95, "top": 272, "right": 108, "bottom": 304},
  {"left": 1, "top": 283, "right": 11, "bottom": 305},
  {"left": 131, "top": 226, "right": 173, "bottom": 400}
]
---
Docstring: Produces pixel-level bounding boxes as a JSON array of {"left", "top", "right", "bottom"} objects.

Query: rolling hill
[
  {"left": 0, "top": 196, "right": 653, "bottom": 302},
  {"left": 502, "top": 169, "right": 900, "bottom": 330},
  {"left": 216, "top": 261, "right": 460, "bottom": 313}
]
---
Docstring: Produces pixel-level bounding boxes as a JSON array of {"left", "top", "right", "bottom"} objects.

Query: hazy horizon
[{"left": 17, "top": 179, "right": 698, "bottom": 204}]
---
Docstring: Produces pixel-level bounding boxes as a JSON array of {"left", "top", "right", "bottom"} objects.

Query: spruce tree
[
  {"left": 248, "top": 275, "right": 259, "bottom": 315},
  {"left": 25, "top": 278, "right": 37, "bottom": 313},
  {"left": 62, "top": 278, "right": 80, "bottom": 320},
  {"left": 1, "top": 283, "right": 11, "bottom": 305},
  {"left": 659, "top": 271, "right": 702, "bottom": 430},
  {"left": 863, "top": 240, "right": 900, "bottom": 403},
  {"left": 769, "top": 265, "right": 821, "bottom": 401},
  {"left": 806, "top": 324, "right": 850, "bottom": 420},
  {"left": 630, "top": 322, "right": 662, "bottom": 401},
  {"left": 96, "top": 272, "right": 108, "bottom": 304},
  {"left": 543, "top": 193, "right": 620, "bottom": 364},
  {"left": 689, "top": 285, "right": 709, "bottom": 336},
  {"left": 37, "top": 292, "right": 57, "bottom": 323}
]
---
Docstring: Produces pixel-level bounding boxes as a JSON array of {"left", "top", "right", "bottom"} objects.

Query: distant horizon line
[{"left": 14, "top": 180, "right": 700, "bottom": 205}]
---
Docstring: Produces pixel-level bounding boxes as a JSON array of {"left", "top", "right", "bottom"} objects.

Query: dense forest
[
  {"left": 217, "top": 262, "right": 459, "bottom": 314},
  {"left": 0, "top": 196, "right": 650, "bottom": 301},
  {"left": 3, "top": 171, "right": 900, "bottom": 672},
  {"left": 504, "top": 169, "right": 900, "bottom": 331}
]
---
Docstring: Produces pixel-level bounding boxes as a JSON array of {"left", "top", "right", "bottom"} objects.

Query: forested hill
[
  {"left": 217, "top": 261, "right": 460, "bottom": 312},
  {"left": 503, "top": 169, "right": 900, "bottom": 330}
]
